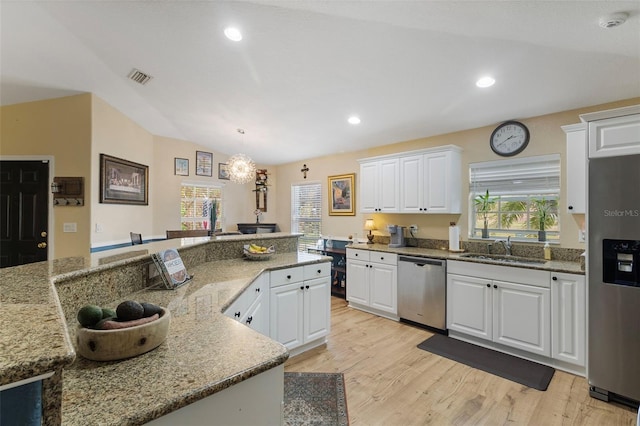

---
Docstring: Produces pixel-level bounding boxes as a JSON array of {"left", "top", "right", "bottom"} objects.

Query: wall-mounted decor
[
  {"left": 100, "top": 154, "right": 148, "bottom": 205},
  {"left": 196, "top": 151, "right": 213, "bottom": 177},
  {"left": 52, "top": 176, "right": 84, "bottom": 206},
  {"left": 328, "top": 173, "right": 355, "bottom": 216},
  {"left": 254, "top": 169, "right": 268, "bottom": 211},
  {"left": 174, "top": 158, "right": 189, "bottom": 176},
  {"left": 218, "top": 163, "right": 230, "bottom": 180}
]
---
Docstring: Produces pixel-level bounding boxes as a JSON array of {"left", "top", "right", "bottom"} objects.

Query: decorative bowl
[
  {"left": 243, "top": 244, "right": 275, "bottom": 260},
  {"left": 76, "top": 307, "right": 171, "bottom": 361}
]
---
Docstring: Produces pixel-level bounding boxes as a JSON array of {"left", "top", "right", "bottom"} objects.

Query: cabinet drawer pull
[
  {"left": 255, "top": 287, "right": 260, "bottom": 293},
  {"left": 552, "top": 276, "right": 558, "bottom": 281},
  {"left": 246, "top": 316, "right": 253, "bottom": 324},
  {"left": 486, "top": 283, "right": 490, "bottom": 287},
  {"left": 493, "top": 284, "right": 498, "bottom": 289},
  {"left": 300, "top": 286, "right": 304, "bottom": 291},
  {"left": 287, "top": 275, "right": 292, "bottom": 279},
  {"left": 317, "top": 269, "right": 321, "bottom": 274},
  {"left": 234, "top": 311, "right": 241, "bottom": 318}
]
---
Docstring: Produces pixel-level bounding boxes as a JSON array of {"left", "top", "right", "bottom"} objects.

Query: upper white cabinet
[
  {"left": 359, "top": 158, "right": 400, "bottom": 213},
  {"left": 562, "top": 123, "right": 587, "bottom": 214},
  {"left": 359, "top": 145, "right": 462, "bottom": 214},
  {"left": 580, "top": 105, "right": 640, "bottom": 158}
]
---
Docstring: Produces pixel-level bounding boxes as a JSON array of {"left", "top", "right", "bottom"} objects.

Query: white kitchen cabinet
[
  {"left": 562, "top": 123, "right": 587, "bottom": 214},
  {"left": 447, "top": 261, "right": 551, "bottom": 357},
  {"left": 359, "top": 158, "right": 399, "bottom": 213},
  {"left": 224, "top": 274, "right": 269, "bottom": 336},
  {"left": 269, "top": 264, "right": 331, "bottom": 353},
  {"left": 346, "top": 249, "right": 398, "bottom": 319},
  {"left": 362, "top": 145, "right": 462, "bottom": 214},
  {"left": 580, "top": 106, "right": 640, "bottom": 158},
  {"left": 399, "top": 149, "right": 461, "bottom": 214},
  {"left": 551, "top": 273, "right": 586, "bottom": 368}
]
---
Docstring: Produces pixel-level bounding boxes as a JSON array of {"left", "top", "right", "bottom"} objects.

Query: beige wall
[
  {"left": 274, "top": 97, "right": 640, "bottom": 249},
  {"left": 0, "top": 94, "right": 92, "bottom": 258}
]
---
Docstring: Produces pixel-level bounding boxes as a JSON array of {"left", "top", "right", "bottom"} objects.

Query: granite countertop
[
  {"left": 61, "top": 251, "right": 328, "bottom": 426},
  {"left": 347, "top": 243, "right": 585, "bottom": 275},
  {"left": 0, "top": 233, "right": 300, "bottom": 388}
]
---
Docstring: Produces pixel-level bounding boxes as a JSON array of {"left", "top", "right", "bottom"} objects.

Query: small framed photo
[
  {"left": 218, "top": 163, "right": 230, "bottom": 180},
  {"left": 328, "top": 173, "right": 355, "bottom": 216},
  {"left": 196, "top": 151, "right": 213, "bottom": 177},
  {"left": 174, "top": 158, "right": 189, "bottom": 176}
]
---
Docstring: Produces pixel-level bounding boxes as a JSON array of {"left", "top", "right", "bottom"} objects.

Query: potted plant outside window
[
  {"left": 531, "top": 197, "right": 557, "bottom": 242},
  {"left": 474, "top": 190, "right": 495, "bottom": 239}
]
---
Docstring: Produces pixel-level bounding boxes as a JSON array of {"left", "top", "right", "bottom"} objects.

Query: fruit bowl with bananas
[{"left": 243, "top": 243, "right": 276, "bottom": 260}]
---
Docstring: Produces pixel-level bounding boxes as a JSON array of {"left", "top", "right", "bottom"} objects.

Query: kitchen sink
[{"left": 459, "top": 253, "right": 548, "bottom": 265}]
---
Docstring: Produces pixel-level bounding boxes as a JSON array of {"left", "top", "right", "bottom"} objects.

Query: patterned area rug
[{"left": 283, "top": 372, "right": 349, "bottom": 426}]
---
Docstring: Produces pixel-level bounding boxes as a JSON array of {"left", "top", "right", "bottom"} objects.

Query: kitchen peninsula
[{"left": 0, "top": 233, "right": 330, "bottom": 425}]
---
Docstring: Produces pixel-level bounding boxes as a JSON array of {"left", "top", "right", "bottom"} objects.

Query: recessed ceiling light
[
  {"left": 348, "top": 116, "right": 361, "bottom": 125},
  {"left": 476, "top": 76, "right": 496, "bottom": 88},
  {"left": 224, "top": 27, "right": 242, "bottom": 41}
]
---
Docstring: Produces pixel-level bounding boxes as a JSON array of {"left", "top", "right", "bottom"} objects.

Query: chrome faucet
[{"left": 495, "top": 236, "right": 513, "bottom": 256}]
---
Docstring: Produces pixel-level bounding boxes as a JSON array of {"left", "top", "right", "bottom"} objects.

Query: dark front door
[{"left": 0, "top": 160, "right": 49, "bottom": 268}]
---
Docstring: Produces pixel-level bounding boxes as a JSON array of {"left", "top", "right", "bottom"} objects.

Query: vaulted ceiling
[{"left": 2, "top": 1, "right": 639, "bottom": 165}]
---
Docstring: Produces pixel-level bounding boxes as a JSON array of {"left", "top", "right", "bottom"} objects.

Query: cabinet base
[{"left": 347, "top": 302, "right": 399, "bottom": 322}]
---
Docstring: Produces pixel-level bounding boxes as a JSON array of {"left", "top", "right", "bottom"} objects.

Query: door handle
[{"left": 37, "top": 242, "right": 47, "bottom": 249}]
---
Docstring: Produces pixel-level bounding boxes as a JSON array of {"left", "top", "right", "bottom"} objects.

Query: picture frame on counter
[
  {"left": 174, "top": 158, "right": 189, "bottom": 176},
  {"left": 328, "top": 173, "right": 355, "bottom": 216},
  {"left": 99, "top": 154, "right": 148, "bottom": 205},
  {"left": 196, "top": 151, "right": 213, "bottom": 177}
]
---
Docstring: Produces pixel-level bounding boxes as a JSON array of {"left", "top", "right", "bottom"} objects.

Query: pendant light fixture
[{"left": 227, "top": 129, "right": 256, "bottom": 184}]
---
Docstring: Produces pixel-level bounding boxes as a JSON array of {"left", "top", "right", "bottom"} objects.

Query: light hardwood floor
[{"left": 285, "top": 297, "right": 637, "bottom": 425}]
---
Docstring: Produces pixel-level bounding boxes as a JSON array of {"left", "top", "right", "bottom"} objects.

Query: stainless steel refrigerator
[{"left": 588, "top": 153, "right": 640, "bottom": 405}]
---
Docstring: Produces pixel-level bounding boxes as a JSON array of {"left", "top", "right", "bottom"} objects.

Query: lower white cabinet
[
  {"left": 346, "top": 249, "right": 398, "bottom": 318},
  {"left": 447, "top": 261, "right": 551, "bottom": 357},
  {"left": 224, "top": 274, "right": 269, "bottom": 336},
  {"left": 270, "top": 264, "right": 331, "bottom": 352},
  {"left": 551, "top": 273, "right": 586, "bottom": 367}
]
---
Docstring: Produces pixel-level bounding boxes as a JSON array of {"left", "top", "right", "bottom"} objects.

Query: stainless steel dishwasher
[{"left": 397, "top": 256, "right": 446, "bottom": 332}]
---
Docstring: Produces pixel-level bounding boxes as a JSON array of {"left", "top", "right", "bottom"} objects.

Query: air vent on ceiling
[{"left": 127, "top": 68, "right": 153, "bottom": 85}]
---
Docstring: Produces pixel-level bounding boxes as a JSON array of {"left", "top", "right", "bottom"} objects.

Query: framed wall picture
[
  {"left": 174, "top": 158, "right": 189, "bottom": 176},
  {"left": 328, "top": 173, "right": 355, "bottom": 216},
  {"left": 196, "top": 151, "right": 213, "bottom": 177},
  {"left": 100, "top": 154, "right": 148, "bottom": 205},
  {"left": 218, "top": 163, "right": 230, "bottom": 180}
]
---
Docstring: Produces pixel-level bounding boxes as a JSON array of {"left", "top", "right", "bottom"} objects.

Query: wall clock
[{"left": 489, "top": 121, "right": 530, "bottom": 157}]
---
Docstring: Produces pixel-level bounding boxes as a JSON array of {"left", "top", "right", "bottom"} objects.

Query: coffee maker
[{"left": 387, "top": 225, "right": 406, "bottom": 248}]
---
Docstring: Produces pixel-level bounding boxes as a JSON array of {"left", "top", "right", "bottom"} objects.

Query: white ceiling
[{"left": 2, "top": 1, "right": 639, "bottom": 165}]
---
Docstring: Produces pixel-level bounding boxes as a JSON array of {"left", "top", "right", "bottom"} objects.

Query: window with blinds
[
  {"left": 291, "top": 182, "right": 322, "bottom": 252},
  {"left": 180, "top": 184, "right": 223, "bottom": 231},
  {"left": 469, "top": 154, "right": 560, "bottom": 241}
]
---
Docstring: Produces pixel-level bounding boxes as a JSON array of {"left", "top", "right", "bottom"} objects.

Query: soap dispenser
[{"left": 543, "top": 242, "right": 551, "bottom": 260}]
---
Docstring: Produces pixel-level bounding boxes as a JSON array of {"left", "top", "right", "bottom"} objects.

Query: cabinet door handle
[
  {"left": 246, "top": 316, "right": 253, "bottom": 324},
  {"left": 317, "top": 269, "right": 321, "bottom": 274},
  {"left": 305, "top": 285, "right": 310, "bottom": 289},
  {"left": 300, "top": 286, "right": 304, "bottom": 290},
  {"left": 235, "top": 311, "right": 241, "bottom": 318},
  {"left": 568, "top": 206, "right": 574, "bottom": 210},
  {"left": 552, "top": 276, "right": 558, "bottom": 281},
  {"left": 493, "top": 284, "right": 498, "bottom": 289},
  {"left": 486, "top": 283, "right": 491, "bottom": 287},
  {"left": 255, "top": 287, "right": 260, "bottom": 293}
]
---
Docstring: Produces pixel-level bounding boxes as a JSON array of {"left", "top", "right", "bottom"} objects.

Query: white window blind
[
  {"left": 291, "top": 182, "right": 322, "bottom": 252},
  {"left": 470, "top": 154, "right": 560, "bottom": 196},
  {"left": 180, "top": 183, "right": 223, "bottom": 231}
]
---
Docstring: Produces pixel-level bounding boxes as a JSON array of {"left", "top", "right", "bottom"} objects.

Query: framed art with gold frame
[{"left": 328, "top": 173, "right": 355, "bottom": 216}]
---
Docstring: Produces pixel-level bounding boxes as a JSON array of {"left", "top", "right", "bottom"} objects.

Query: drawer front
[
  {"left": 270, "top": 266, "right": 304, "bottom": 287},
  {"left": 346, "top": 248, "right": 370, "bottom": 261},
  {"left": 245, "top": 274, "right": 267, "bottom": 306},
  {"left": 369, "top": 251, "right": 397, "bottom": 266},
  {"left": 304, "top": 262, "right": 331, "bottom": 280}
]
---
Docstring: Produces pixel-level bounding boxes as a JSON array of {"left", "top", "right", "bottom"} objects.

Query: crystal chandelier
[{"left": 227, "top": 129, "right": 256, "bottom": 184}]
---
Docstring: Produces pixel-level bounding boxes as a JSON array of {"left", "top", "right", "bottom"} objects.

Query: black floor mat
[{"left": 417, "top": 334, "right": 555, "bottom": 391}]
